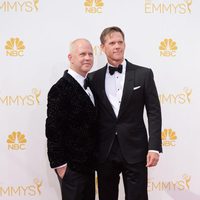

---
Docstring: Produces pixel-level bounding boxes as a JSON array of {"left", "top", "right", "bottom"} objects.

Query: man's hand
[
  {"left": 56, "top": 165, "right": 67, "bottom": 179},
  {"left": 146, "top": 152, "right": 159, "bottom": 167}
]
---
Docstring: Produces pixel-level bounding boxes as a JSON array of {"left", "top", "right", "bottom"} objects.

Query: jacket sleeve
[
  {"left": 144, "top": 69, "right": 162, "bottom": 153},
  {"left": 45, "top": 84, "right": 67, "bottom": 168}
]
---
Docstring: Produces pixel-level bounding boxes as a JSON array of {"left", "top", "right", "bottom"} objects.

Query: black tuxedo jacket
[
  {"left": 89, "top": 60, "right": 162, "bottom": 164},
  {"left": 45, "top": 70, "right": 97, "bottom": 174}
]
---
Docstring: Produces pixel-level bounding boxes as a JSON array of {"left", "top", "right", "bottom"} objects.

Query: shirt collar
[{"left": 68, "top": 68, "right": 86, "bottom": 88}]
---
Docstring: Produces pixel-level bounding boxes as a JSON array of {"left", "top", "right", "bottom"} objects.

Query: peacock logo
[
  {"left": 159, "top": 38, "right": 177, "bottom": 57},
  {"left": 7, "top": 131, "right": 27, "bottom": 150},
  {"left": 162, "top": 129, "right": 177, "bottom": 147},
  {"left": 84, "top": 0, "right": 104, "bottom": 13},
  {"left": 5, "top": 37, "right": 25, "bottom": 56}
]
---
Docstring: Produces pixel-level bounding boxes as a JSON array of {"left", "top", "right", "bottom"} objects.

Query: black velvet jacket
[{"left": 45, "top": 70, "right": 97, "bottom": 174}]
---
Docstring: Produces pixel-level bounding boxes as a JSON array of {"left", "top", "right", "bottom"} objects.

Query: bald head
[
  {"left": 68, "top": 38, "right": 94, "bottom": 77},
  {"left": 69, "top": 39, "right": 92, "bottom": 53}
]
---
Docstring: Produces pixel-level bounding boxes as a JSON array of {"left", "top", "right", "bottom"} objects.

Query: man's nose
[{"left": 114, "top": 43, "right": 120, "bottom": 48}]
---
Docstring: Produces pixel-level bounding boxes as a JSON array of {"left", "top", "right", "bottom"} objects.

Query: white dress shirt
[{"left": 105, "top": 60, "right": 126, "bottom": 117}]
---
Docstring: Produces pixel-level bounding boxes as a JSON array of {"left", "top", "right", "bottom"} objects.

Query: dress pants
[
  {"left": 97, "top": 136, "right": 148, "bottom": 200},
  {"left": 56, "top": 168, "right": 95, "bottom": 200}
]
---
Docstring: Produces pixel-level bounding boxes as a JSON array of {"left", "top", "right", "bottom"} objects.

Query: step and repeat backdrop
[{"left": 1, "top": 0, "right": 200, "bottom": 199}]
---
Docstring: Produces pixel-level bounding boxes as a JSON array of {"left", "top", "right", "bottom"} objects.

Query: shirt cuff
[
  {"left": 148, "top": 150, "right": 159, "bottom": 155},
  {"left": 54, "top": 163, "right": 67, "bottom": 169}
]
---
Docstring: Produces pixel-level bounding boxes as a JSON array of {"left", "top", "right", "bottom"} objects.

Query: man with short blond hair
[{"left": 46, "top": 39, "right": 96, "bottom": 200}]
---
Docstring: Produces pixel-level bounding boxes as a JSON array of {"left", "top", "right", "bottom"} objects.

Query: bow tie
[
  {"left": 84, "top": 77, "right": 90, "bottom": 89},
  {"left": 109, "top": 65, "right": 123, "bottom": 75}
]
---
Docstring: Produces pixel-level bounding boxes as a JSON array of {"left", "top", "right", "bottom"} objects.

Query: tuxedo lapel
[
  {"left": 118, "top": 63, "right": 135, "bottom": 119},
  {"left": 63, "top": 70, "right": 95, "bottom": 108},
  {"left": 97, "top": 67, "right": 117, "bottom": 119}
]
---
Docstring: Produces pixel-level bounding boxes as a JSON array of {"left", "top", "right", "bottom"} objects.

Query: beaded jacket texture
[{"left": 46, "top": 71, "right": 97, "bottom": 174}]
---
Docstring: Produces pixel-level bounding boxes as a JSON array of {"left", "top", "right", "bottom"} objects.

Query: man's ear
[
  {"left": 100, "top": 44, "right": 105, "bottom": 53},
  {"left": 68, "top": 53, "right": 72, "bottom": 61}
]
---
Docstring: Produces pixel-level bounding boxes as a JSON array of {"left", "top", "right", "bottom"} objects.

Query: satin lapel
[
  {"left": 118, "top": 64, "right": 135, "bottom": 119},
  {"left": 97, "top": 67, "right": 117, "bottom": 120}
]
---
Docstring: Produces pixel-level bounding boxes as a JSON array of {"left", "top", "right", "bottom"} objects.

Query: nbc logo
[
  {"left": 5, "top": 38, "right": 25, "bottom": 56},
  {"left": 162, "top": 129, "right": 177, "bottom": 147},
  {"left": 159, "top": 38, "right": 177, "bottom": 57},
  {"left": 0, "top": 0, "right": 39, "bottom": 12},
  {"left": 84, "top": 0, "right": 104, "bottom": 13},
  {"left": 7, "top": 131, "right": 27, "bottom": 150}
]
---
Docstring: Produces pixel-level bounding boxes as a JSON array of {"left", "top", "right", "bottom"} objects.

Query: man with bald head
[{"left": 46, "top": 39, "right": 96, "bottom": 200}]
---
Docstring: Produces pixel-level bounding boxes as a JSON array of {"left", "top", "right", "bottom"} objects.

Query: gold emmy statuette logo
[
  {"left": 5, "top": 38, "right": 25, "bottom": 56},
  {"left": 84, "top": 0, "right": 104, "bottom": 13},
  {"left": 159, "top": 38, "right": 177, "bottom": 57},
  {"left": 162, "top": 129, "right": 177, "bottom": 147},
  {"left": 183, "top": 174, "right": 191, "bottom": 190},
  {"left": 184, "top": 87, "right": 192, "bottom": 103},
  {"left": 185, "top": 0, "right": 192, "bottom": 13},
  {"left": 7, "top": 131, "right": 27, "bottom": 150},
  {"left": 34, "top": 178, "right": 42, "bottom": 195},
  {"left": 33, "top": 0, "right": 39, "bottom": 11},
  {"left": 32, "top": 88, "right": 41, "bottom": 104}
]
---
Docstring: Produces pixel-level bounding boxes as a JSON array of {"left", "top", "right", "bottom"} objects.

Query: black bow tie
[
  {"left": 109, "top": 65, "right": 123, "bottom": 75},
  {"left": 84, "top": 77, "right": 90, "bottom": 89}
]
